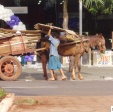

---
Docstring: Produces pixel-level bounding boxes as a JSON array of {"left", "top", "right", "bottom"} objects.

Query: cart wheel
[{"left": 0, "top": 56, "right": 22, "bottom": 81}]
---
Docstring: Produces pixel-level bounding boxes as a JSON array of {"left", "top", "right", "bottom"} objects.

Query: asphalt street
[{"left": 0, "top": 65, "right": 113, "bottom": 96}]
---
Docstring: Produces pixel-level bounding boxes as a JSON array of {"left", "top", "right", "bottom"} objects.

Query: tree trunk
[
  {"left": 62, "top": 0, "right": 68, "bottom": 29},
  {"left": 62, "top": 0, "right": 69, "bottom": 66}
]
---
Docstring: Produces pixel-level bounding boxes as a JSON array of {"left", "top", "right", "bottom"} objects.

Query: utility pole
[{"left": 79, "top": 0, "right": 82, "bottom": 35}]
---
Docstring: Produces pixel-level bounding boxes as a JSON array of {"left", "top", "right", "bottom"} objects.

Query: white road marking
[{"left": 2, "top": 86, "right": 58, "bottom": 89}]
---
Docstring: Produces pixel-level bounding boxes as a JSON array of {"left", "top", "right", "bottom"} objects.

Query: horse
[
  {"left": 65, "top": 34, "right": 106, "bottom": 80},
  {"left": 39, "top": 33, "right": 106, "bottom": 80}
]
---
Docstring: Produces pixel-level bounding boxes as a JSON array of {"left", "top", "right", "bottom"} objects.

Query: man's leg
[
  {"left": 59, "top": 68, "right": 67, "bottom": 80},
  {"left": 48, "top": 70, "right": 55, "bottom": 80},
  {"left": 53, "top": 71, "right": 57, "bottom": 80}
]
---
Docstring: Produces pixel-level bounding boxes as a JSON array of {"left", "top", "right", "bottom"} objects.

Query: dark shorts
[{"left": 48, "top": 55, "right": 61, "bottom": 70}]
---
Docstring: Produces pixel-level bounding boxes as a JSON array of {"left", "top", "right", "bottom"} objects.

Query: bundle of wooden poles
[
  {"left": 34, "top": 23, "right": 87, "bottom": 43},
  {"left": 0, "top": 28, "right": 41, "bottom": 49}
]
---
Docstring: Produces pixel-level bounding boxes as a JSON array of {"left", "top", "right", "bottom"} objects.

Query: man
[{"left": 47, "top": 26, "right": 67, "bottom": 81}]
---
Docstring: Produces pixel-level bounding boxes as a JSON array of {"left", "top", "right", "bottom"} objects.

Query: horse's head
[
  {"left": 96, "top": 34, "right": 106, "bottom": 53},
  {"left": 88, "top": 34, "right": 106, "bottom": 53}
]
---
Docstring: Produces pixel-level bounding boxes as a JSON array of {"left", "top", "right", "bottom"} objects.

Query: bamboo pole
[
  {"left": 0, "top": 28, "right": 41, "bottom": 34},
  {"left": 35, "top": 47, "right": 46, "bottom": 51}
]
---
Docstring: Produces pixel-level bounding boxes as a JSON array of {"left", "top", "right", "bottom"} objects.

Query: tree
[
  {"left": 62, "top": 0, "right": 68, "bottom": 29},
  {"left": 83, "top": 0, "right": 113, "bottom": 15},
  {"left": 83, "top": 0, "right": 113, "bottom": 33}
]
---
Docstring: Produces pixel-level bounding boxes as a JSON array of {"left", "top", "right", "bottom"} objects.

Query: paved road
[
  {"left": 0, "top": 65, "right": 113, "bottom": 96},
  {"left": 1, "top": 80, "right": 113, "bottom": 96}
]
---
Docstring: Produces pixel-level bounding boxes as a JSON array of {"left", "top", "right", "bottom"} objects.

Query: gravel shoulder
[{"left": 9, "top": 96, "right": 113, "bottom": 112}]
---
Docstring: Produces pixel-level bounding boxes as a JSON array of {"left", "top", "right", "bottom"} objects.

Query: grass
[
  {"left": 0, "top": 88, "right": 6, "bottom": 101},
  {"left": 14, "top": 98, "right": 38, "bottom": 106}
]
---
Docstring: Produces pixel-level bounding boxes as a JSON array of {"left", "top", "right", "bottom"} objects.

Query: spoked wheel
[{"left": 0, "top": 56, "right": 22, "bottom": 81}]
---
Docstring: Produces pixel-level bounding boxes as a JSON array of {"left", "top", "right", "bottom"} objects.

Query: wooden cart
[
  {"left": 0, "top": 28, "right": 46, "bottom": 81},
  {"left": 0, "top": 23, "right": 87, "bottom": 81}
]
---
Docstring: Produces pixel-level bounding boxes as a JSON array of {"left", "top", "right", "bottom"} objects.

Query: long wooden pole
[{"left": 0, "top": 28, "right": 41, "bottom": 34}]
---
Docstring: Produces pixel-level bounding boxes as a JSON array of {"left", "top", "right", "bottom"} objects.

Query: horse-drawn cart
[
  {"left": 0, "top": 23, "right": 89, "bottom": 81},
  {"left": 0, "top": 28, "right": 46, "bottom": 81}
]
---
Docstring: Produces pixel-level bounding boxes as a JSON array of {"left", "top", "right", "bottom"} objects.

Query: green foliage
[
  {"left": 83, "top": 0, "right": 104, "bottom": 9},
  {"left": 15, "top": 98, "right": 37, "bottom": 106},
  {"left": 89, "top": 7, "right": 98, "bottom": 14},
  {"left": 83, "top": 0, "right": 113, "bottom": 15},
  {"left": 0, "top": 88, "right": 6, "bottom": 100}
]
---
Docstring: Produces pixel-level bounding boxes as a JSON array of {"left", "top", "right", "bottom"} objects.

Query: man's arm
[
  {"left": 41, "top": 26, "right": 53, "bottom": 37},
  {"left": 47, "top": 26, "right": 54, "bottom": 37}
]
